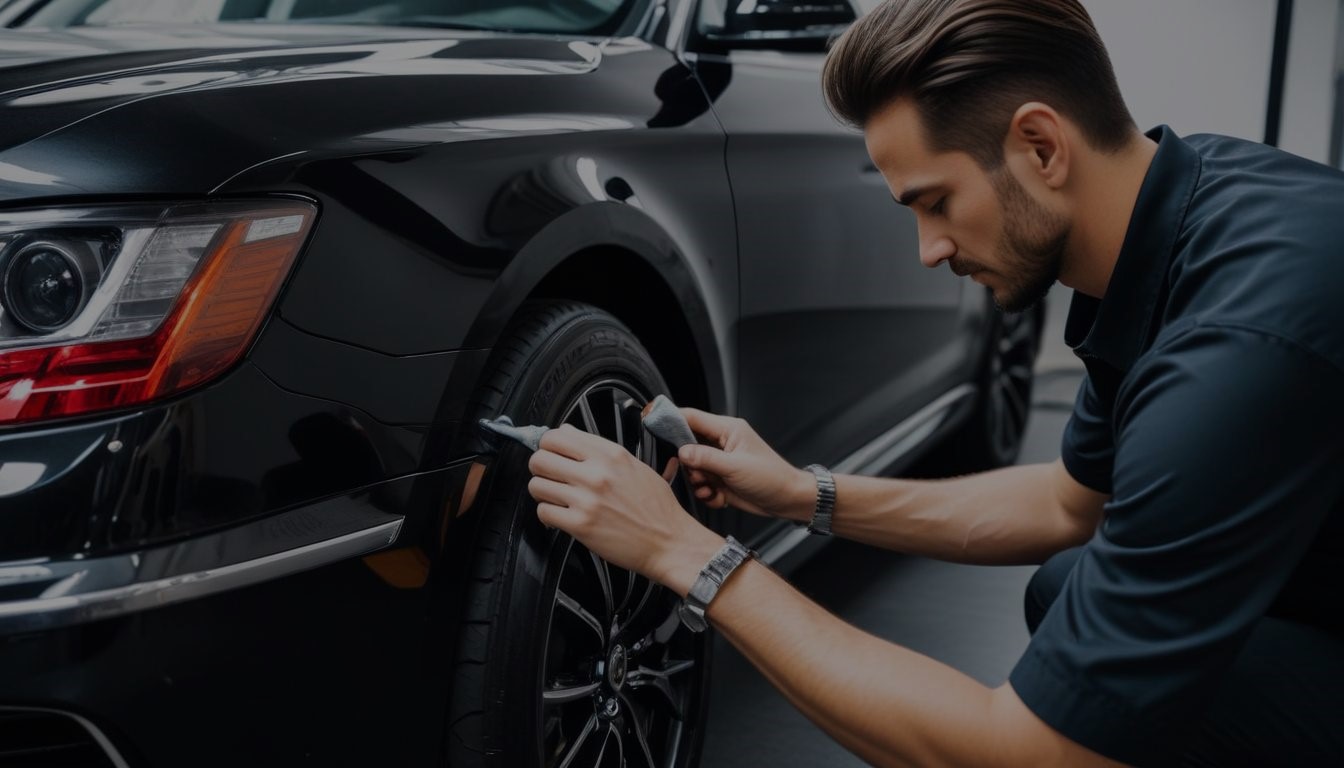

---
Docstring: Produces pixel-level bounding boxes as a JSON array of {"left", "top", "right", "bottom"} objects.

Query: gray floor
[{"left": 701, "top": 287, "right": 1082, "bottom": 766}]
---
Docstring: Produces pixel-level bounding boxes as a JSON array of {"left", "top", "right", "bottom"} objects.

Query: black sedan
[{"left": 0, "top": 1, "right": 1040, "bottom": 765}]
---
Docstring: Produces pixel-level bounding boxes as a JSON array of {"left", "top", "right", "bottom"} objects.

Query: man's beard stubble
[{"left": 982, "top": 168, "right": 1069, "bottom": 313}]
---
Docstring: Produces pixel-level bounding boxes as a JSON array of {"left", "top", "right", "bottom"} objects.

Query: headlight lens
[{"left": 2, "top": 237, "right": 102, "bottom": 333}]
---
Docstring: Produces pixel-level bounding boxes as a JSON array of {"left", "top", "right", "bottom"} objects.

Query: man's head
[{"left": 823, "top": 0, "right": 1140, "bottom": 311}]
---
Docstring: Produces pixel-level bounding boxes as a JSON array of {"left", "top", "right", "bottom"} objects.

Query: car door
[{"left": 688, "top": 0, "right": 968, "bottom": 470}]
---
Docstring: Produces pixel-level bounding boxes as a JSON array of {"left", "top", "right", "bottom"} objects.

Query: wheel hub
[{"left": 606, "top": 644, "right": 628, "bottom": 690}]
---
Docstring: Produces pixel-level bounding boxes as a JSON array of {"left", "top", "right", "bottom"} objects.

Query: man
[{"left": 524, "top": 0, "right": 1344, "bottom": 764}]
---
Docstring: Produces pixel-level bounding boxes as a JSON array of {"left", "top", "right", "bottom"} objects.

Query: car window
[{"left": 15, "top": 0, "right": 642, "bottom": 34}]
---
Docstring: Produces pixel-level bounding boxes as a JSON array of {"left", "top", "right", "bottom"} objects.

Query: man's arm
[
  {"left": 527, "top": 428, "right": 1123, "bottom": 767},
  {"left": 677, "top": 407, "right": 1107, "bottom": 565},
  {"left": 676, "top": 533, "right": 1125, "bottom": 768},
  {"left": 822, "top": 460, "right": 1105, "bottom": 564}
]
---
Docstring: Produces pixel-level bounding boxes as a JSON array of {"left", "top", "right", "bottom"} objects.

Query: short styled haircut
[{"left": 823, "top": 0, "right": 1136, "bottom": 169}]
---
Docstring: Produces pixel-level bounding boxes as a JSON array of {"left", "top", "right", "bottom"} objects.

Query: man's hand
[
  {"left": 677, "top": 408, "right": 816, "bottom": 521},
  {"left": 527, "top": 424, "right": 724, "bottom": 595}
]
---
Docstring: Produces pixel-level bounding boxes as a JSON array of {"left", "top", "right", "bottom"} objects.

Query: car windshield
[{"left": 12, "top": 0, "right": 641, "bottom": 35}]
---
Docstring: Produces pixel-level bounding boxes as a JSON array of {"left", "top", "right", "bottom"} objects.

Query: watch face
[{"left": 677, "top": 601, "right": 708, "bottom": 633}]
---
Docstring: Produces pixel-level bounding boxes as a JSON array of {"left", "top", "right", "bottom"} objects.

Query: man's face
[{"left": 864, "top": 100, "right": 1068, "bottom": 313}]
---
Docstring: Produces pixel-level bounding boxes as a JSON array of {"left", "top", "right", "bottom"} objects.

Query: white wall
[
  {"left": 1085, "top": 0, "right": 1337, "bottom": 163},
  {"left": 1082, "top": 0, "right": 1277, "bottom": 144},
  {"left": 1280, "top": 0, "right": 1340, "bottom": 162}
]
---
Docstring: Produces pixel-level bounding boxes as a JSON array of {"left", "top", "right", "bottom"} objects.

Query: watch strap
[
  {"left": 680, "top": 536, "right": 754, "bottom": 632},
  {"left": 804, "top": 464, "right": 836, "bottom": 536}
]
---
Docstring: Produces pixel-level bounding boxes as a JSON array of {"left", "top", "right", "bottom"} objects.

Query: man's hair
[{"left": 823, "top": 0, "right": 1136, "bottom": 169}]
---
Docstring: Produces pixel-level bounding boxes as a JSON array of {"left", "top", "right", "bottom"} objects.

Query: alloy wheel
[
  {"left": 539, "top": 380, "right": 702, "bottom": 768},
  {"left": 985, "top": 311, "right": 1038, "bottom": 461}
]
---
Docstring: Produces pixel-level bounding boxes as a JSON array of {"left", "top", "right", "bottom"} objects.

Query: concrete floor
[{"left": 701, "top": 286, "right": 1082, "bottom": 766}]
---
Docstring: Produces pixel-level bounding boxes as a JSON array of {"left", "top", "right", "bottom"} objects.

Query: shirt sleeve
[
  {"left": 1010, "top": 326, "right": 1344, "bottom": 766},
  {"left": 1060, "top": 372, "right": 1116, "bottom": 494}
]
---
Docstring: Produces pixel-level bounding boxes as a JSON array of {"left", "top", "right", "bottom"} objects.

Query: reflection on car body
[{"left": 0, "top": 0, "right": 1040, "bottom": 765}]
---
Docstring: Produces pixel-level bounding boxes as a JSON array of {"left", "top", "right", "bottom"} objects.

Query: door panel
[{"left": 700, "top": 49, "right": 966, "bottom": 467}]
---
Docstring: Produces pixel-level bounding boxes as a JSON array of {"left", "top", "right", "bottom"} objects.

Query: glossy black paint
[{"left": 0, "top": 6, "right": 1000, "bottom": 765}]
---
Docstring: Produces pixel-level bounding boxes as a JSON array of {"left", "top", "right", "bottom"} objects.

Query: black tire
[
  {"left": 446, "top": 300, "right": 710, "bottom": 768},
  {"left": 932, "top": 306, "right": 1041, "bottom": 473}
]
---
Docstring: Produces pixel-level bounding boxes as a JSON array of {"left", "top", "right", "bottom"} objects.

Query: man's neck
[{"left": 1059, "top": 133, "right": 1160, "bottom": 299}]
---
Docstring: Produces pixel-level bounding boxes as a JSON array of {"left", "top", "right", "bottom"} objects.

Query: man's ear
[{"left": 1007, "top": 103, "right": 1069, "bottom": 190}]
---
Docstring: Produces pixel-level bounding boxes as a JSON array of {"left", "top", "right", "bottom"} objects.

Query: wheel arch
[
  {"left": 459, "top": 201, "right": 729, "bottom": 416},
  {"left": 530, "top": 246, "right": 712, "bottom": 413}
]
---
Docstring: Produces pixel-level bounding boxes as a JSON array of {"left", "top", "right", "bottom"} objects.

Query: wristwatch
[
  {"left": 677, "top": 536, "right": 755, "bottom": 633},
  {"left": 804, "top": 464, "right": 836, "bottom": 536}
]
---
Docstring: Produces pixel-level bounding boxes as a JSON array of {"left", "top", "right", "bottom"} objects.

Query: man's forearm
[
  {"left": 817, "top": 461, "right": 1101, "bottom": 565},
  {"left": 658, "top": 530, "right": 1120, "bottom": 768}
]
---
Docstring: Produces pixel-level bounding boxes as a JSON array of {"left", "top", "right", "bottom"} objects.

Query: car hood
[{"left": 0, "top": 23, "right": 603, "bottom": 152}]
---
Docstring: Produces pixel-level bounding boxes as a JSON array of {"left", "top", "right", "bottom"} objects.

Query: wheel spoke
[
  {"left": 543, "top": 680, "right": 602, "bottom": 706},
  {"left": 661, "top": 720, "right": 684, "bottom": 768},
  {"left": 620, "top": 692, "right": 659, "bottom": 768},
  {"left": 627, "top": 660, "right": 694, "bottom": 720},
  {"left": 635, "top": 429, "right": 654, "bottom": 468},
  {"left": 615, "top": 576, "right": 658, "bottom": 636},
  {"left": 578, "top": 395, "right": 599, "bottom": 434},
  {"left": 557, "top": 589, "right": 605, "bottom": 643},
  {"left": 556, "top": 714, "right": 600, "bottom": 768},
  {"left": 592, "top": 722, "right": 614, "bottom": 768},
  {"left": 636, "top": 659, "right": 695, "bottom": 678},
  {"left": 611, "top": 565, "right": 639, "bottom": 616},
  {"left": 590, "top": 550, "right": 615, "bottom": 624},
  {"left": 998, "top": 373, "right": 1028, "bottom": 425},
  {"left": 652, "top": 601, "right": 682, "bottom": 645},
  {"left": 605, "top": 722, "right": 624, "bottom": 768}
]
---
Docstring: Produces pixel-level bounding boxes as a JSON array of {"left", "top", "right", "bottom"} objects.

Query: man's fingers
[
  {"left": 529, "top": 448, "right": 587, "bottom": 482},
  {"left": 528, "top": 475, "right": 578, "bottom": 507},
  {"left": 537, "top": 502, "right": 582, "bottom": 532},
  {"left": 538, "top": 423, "right": 610, "bottom": 460},
  {"left": 678, "top": 443, "right": 737, "bottom": 478},
  {"left": 680, "top": 407, "right": 738, "bottom": 447}
]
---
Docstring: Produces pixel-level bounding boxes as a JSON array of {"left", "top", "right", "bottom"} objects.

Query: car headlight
[
  {"left": 2, "top": 236, "right": 102, "bottom": 333},
  {"left": 0, "top": 200, "right": 317, "bottom": 425}
]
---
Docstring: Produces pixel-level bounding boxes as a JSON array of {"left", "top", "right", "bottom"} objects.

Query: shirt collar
[{"left": 1064, "top": 125, "right": 1201, "bottom": 370}]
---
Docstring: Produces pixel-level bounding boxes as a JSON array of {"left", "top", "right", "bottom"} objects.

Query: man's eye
[{"left": 929, "top": 197, "right": 947, "bottom": 216}]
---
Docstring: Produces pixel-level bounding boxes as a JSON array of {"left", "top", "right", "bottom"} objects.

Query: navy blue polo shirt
[{"left": 1009, "top": 126, "right": 1344, "bottom": 766}]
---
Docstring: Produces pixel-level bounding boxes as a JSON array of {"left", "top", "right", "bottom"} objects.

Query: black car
[{"left": 0, "top": 1, "right": 1041, "bottom": 765}]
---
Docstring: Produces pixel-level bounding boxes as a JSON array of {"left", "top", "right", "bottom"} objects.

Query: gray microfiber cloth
[
  {"left": 640, "top": 395, "right": 696, "bottom": 448},
  {"left": 478, "top": 415, "right": 550, "bottom": 452}
]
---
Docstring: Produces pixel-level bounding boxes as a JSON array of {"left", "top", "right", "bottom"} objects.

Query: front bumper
[{"left": 0, "top": 354, "right": 481, "bottom": 765}]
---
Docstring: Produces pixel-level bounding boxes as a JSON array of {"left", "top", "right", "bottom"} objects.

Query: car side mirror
[{"left": 700, "top": 0, "right": 857, "bottom": 53}]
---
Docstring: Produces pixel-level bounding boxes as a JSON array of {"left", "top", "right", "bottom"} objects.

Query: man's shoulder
[
  {"left": 1183, "top": 131, "right": 1344, "bottom": 198},
  {"left": 1162, "top": 133, "right": 1344, "bottom": 370}
]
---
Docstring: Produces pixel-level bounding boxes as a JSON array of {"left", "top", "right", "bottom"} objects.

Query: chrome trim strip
[
  {"left": 757, "top": 385, "right": 975, "bottom": 566},
  {"left": 832, "top": 385, "right": 975, "bottom": 476},
  {"left": 756, "top": 525, "right": 812, "bottom": 568},
  {"left": 0, "top": 706, "right": 131, "bottom": 768},
  {"left": 0, "top": 518, "right": 401, "bottom": 635}
]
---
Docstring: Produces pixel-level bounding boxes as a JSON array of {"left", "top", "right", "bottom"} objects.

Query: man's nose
[{"left": 919, "top": 235, "right": 956, "bottom": 269}]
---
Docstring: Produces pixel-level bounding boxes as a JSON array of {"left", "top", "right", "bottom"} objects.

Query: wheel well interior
[{"left": 530, "top": 248, "right": 712, "bottom": 410}]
